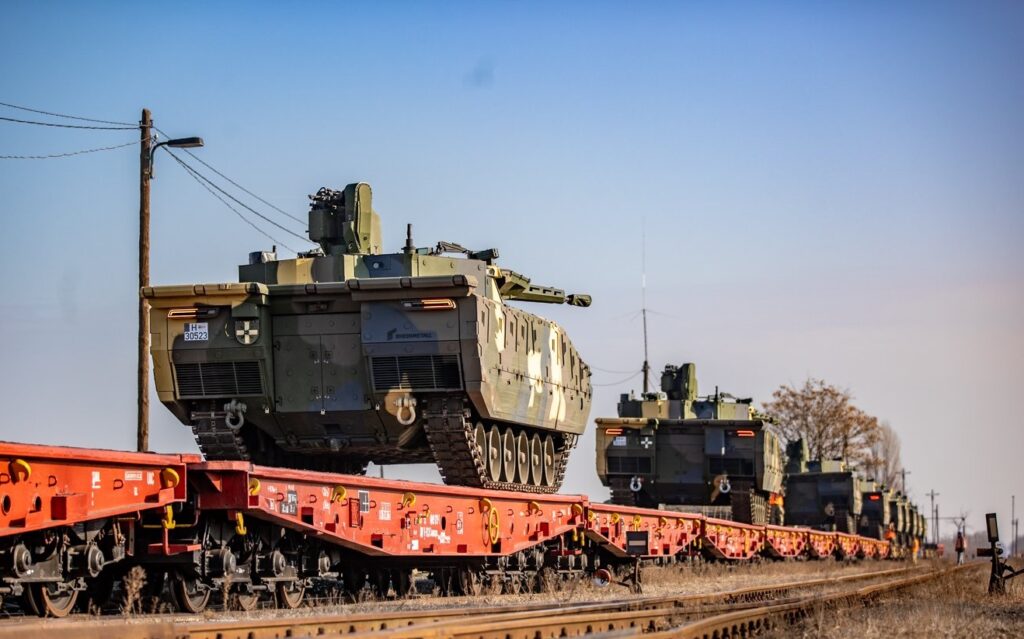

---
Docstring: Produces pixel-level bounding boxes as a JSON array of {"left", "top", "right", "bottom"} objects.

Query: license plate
[{"left": 183, "top": 322, "right": 209, "bottom": 342}]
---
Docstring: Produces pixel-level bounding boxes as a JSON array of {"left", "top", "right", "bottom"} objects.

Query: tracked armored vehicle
[
  {"left": 595, "top": 363, "right": 785, "bottom": 525},
  {"left": 859, "top": 481, "right": 892, "bottom": 540},
  {"left": 783, "top": 443, "right": 866, "bottom": 534},
  {"left": 145, "top": 183, "right": 592, "bottom": 492}
]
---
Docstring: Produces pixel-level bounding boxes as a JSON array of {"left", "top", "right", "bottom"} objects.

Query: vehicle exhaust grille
[
  {"left": 175, "top": 361, "right": 264, "bottom": 398},
  {"left": 607, "top": 456, "right": 653, "bottom": 474},
  {"left": 371, "top": 355, "right": 462, "bottom": 391}
]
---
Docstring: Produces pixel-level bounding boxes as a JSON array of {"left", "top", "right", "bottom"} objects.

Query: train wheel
[
  {"left": 169, "top": 574, "right": 210, "bottom": 613},
  {"left": 457, "top": 567, "right": 482, "bottom": 596},
  {"left": 528, "top": 433, "right": 543, "bottom": 486},
  {"left": 485, "top": 425, "right": 502, "bottom": 482},
  {"left": 515, "top": 432, "right": 530, "bottom": 484},
  {"left": 275, "top": 581, "right": 304, "bottom": 609},
  {"left": 231, "top": 586, "right": 260, "bottom": 611},
  {"left": 500, "top": 428, "right": 517, "bottom": 482},
  {"left": 25, "top": 583, "right": 78, "bottom": 618},
  {"left": 540, "top": 435, "right": 557, "bottom": 487}
]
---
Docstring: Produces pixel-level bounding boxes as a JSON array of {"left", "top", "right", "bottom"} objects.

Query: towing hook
[
  {"left": 719, "top": 477, "right": 731, "bottom": 494},
  {"left": 224, "top": 400, "right": 247, "bottom": 430},
  {"left": 629, "top": 476, "right": 643, "bottom": 492},
  {"left": 395, "top": 396, "right": 418, "bottom": 426}
]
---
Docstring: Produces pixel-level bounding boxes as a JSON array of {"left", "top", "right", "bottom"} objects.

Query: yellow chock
[
  {"left": 571, "top": 503, "right": 584, "bottom": 518},
  {"left": 610, "top": 513, "right": 621, "bottom": 525},
  {"left": 9, "top": 459, "right": 31, "bottom": 484},
  {"left": 528, "top": 500, "right": 541, "bottom": 514},
  {"left": 632, "top": 514, "right": 643, "bottom": 530},
  {"left": 658, "top": 516, "right": 669, "bottom": 528},
  {"left": 402, "top": 492, "right": 416, "bottom": 508},
  {"left": 330, "top": 485, "right": 347, "bottom": 503},
  {"left": 235, "top": 512, "right": 247, "bottom": 536},
  {"left": 160, "top": 467, "right": 180, "bottom": 489},
  {"left": 248, "top": 478, "right": 262, "bottom": 496}
]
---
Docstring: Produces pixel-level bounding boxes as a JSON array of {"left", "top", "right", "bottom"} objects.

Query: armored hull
[
  {"left": 784, "top": 462, "right": 865, "bottom": 533},
  {"left": 145, "top": 183, "right": 592, "bottom": 492},
  {"left": 595, "top": 363, "right": 784, "bottom": 525}
]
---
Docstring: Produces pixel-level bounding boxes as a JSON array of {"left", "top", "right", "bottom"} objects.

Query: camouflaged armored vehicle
[
  {"left": 145, "top": 183, "right": 592, "bottom": 492},
  {"left": 595, "top": 363, "right": 785, "bottom": 525},
  {"left": 890, "top": 491, "right": 909, "bottom": 545},
  {"left": 783, "top": 444, "right": 866, "bottom": 534}
]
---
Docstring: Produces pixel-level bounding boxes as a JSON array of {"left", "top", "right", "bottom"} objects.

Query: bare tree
[
  {"left": 763, "top": 378, "right": 881, "bottom": 466},
  {"left": 864, "top": 421, "right": 902, "bottom": 488}
]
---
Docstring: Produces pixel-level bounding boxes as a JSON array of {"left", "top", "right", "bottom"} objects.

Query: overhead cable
[
  {"left": 0, "top": 100, "right": 135, "bottom": 126},
  {"left": 168, "top": 152, "right": 299, "bottom": 253},
  {"left": 165, "top": 150, "right": 311, "bottom": 245},
  {"left": 0, "top": 139, "right": 140, "bottom": 160},
  {"left": 154, "top": 126, "right": 304, "bottom": 225},
  {"left": 0, "top": 114, "right": 136, "bottom": 130}
]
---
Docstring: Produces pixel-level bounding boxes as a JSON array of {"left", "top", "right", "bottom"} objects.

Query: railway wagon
[{"left": 1, "top": 440, "right": 890, "bottom": 617}]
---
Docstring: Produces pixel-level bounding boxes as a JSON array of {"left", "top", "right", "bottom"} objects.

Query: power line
[
  {"left": 591, "top": 371, "right": 642, "bottom": 387},
  {"left": 0, "top": 114, "right": 135, "bottom": 130},
  {"left": 168, "top": 152, "right": 299, "bottom": 253},
  {"left": 154, "top": 126, "right": 304, "bottom": 225},
  {"left": 165, "top": 150, "right": 310, "bottom": 245},
  {"left": 0, "top": 100, "right": 135, "bottom": 126},
  {"left": 0, "top": 139, "right": 140, "bottom": 160}
]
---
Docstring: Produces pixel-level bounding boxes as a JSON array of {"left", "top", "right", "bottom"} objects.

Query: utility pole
[
  {"left": 136, "top": 110, "right": 203, "bottom": 453},
  {"left": 901, "top": 469, "right": 911, "bottom": 496},
  {"left": 137, "top": 108, "right": 152, "bottom": 453},
  {"left": 927, "top": 489, "right": 940, "bottom": 545},
  {"left": 1013, "top": 495, "right": 1017, "bottom": 558}
]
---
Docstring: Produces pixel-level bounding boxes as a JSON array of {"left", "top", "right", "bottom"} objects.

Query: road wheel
[
  {"left": 541, "top": 434, "right": 557, "bottom": 487},
  {"left": 485, "top": 425, "right": 502, "bottom": 482},
  {"left": 528, "top": 433, "right": 543, "bottom": 486},
  {"left": 515, "top": 432, "right": 530, "bottom": 484},
  {"left": 500, "top": 428, "right": 517, "bottom": 482}
]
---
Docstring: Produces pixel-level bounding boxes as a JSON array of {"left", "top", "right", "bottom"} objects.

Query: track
[{"left": 0, "top": 565, "right": 944, "bottom": 639}]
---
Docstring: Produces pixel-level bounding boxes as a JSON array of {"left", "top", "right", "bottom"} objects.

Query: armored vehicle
[
  {"left": 595, "top": 363, "right": 784, "bottom": 525},
  {"left": 889, "top": 492, "right": 908, "bottom": 545},
  {"left": 783, "top": 447, "right": 866, "bottom": 534},
  {"left": 145, "top": 183, "right": 592, "bottom": 492},
  {"left": 859, "top": 481, "right": 892, "bottom": 540}
]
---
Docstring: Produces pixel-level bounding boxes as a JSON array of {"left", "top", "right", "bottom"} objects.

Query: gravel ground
[{"left": 771, "top": 560, "right": 1024, "bottom": 638}]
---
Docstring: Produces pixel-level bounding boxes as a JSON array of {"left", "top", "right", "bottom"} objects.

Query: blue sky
[{"left": 1, "top": 1, "right": 1022, "bottom": 541}]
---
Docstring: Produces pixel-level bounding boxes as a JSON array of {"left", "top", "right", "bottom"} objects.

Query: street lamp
[{"left": 137, "top": 108, "right": 203, "bottom": 452}]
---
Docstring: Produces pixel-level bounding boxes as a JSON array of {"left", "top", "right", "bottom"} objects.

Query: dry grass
[{"left": 776, "top": 561, "right": 1024, "bottom": 638}]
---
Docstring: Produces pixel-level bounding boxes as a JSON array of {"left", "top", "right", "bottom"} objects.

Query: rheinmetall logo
[{"left": 386, "top": 328, "right": 436, "bottom": 340}]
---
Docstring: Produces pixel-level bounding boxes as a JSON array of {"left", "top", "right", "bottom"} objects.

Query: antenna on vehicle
[{"left": 641, "top": 220, "right": 651, "bottom": 393}]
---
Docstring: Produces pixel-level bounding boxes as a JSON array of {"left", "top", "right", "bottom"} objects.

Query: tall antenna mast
[{"left": 641, "top": 220, "right": 651, "bottom": 393}]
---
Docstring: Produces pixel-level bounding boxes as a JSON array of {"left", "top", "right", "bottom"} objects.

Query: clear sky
[{"left": 1, "top": 1, "right": 1021, "bottom": 542}]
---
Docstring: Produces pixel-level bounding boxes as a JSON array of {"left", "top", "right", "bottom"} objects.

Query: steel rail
[
  {"left": 0, "top": 565, "right": 924, "bottom": 639},
  {"left": 652, "top": 563, "right": 977, "bottom": 639}
]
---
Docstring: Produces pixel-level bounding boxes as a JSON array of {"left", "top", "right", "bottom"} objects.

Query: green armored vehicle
[
  {"left": 783, "top": 444, "right": 866, "bottom": 533},
  {"left": 859, "top": 481, "right": 892, "bottom": 540},
  {"left": 595, "top": 363, "right": 785, "bottom": 525},
  {"left": 145, "top": 183, "right": 592, "bottom": 492}
]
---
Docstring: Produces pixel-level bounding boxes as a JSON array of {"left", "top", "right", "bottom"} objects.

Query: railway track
[{"left": 0, "top": 564, "right": 941, "bottom": 639}]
